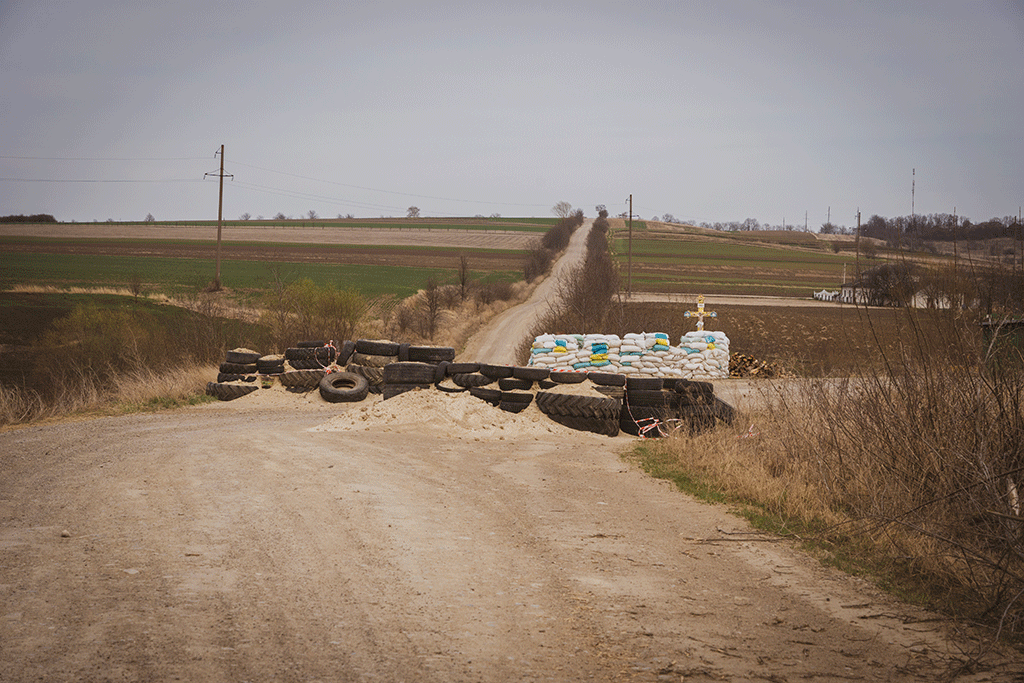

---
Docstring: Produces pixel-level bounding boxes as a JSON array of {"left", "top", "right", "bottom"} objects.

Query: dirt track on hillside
[{"left": 3, "top": 389, "right": 1021, "bottom": 682}]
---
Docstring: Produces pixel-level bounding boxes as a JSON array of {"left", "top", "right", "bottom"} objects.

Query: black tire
[
  {"left": 446, "top": 362, "right": 480, "bottom": 375},
  {"left": 383, "top": 383, "right": 431, "bottom": 400},
  {"left": 355, "top": 339, "right": 400, "bottom": 356},
  {"left": 500, "top": 391, "right": 533, "bottom": 406},
  {"left": 336, "top": 340, "right": 356, "bottom": 366},
  {"left": 318, "top": 372, "right": 370, "bottom": 403},
  {"left": 297, "top": 340, "right": 327, "bottom": 348},
  {"left": 662, "top": 377, "right": 680, "bottom": 391},
  {"left": 288, "top": 358, "right": 332, "bottom": 370},
  {"left": 398, "top": 343, "right": 411, "bottom": 362},
  {"left": 512, "top": 366, "right": 550, "bottom": 381},
  {"left": 535, "top": 391, "right": 621, "bottom": 420},
  {"left": 220, "top": 361, "right": 258, "bottom": 374},
  {"left": 285, "top": 346, "right": 336, "bottom": 363},
  {"left": 217, "top": 373, "right": 257, "bottom": 383},
  {"left": 257, "top": 354, "right": 286, "bottom": 374},
  {"left": 499, "top": 400, "right": 531, "bottom": 414},
  {"left": 538, "top": 379, "right": 557, "bottom": 390},
  {"left": 626, "top": 376, "right": 663, "bottom": 391},
  {"left": 206, "top": 381, "right": 259, "bottom": 401},
  {"left": 713, "top": 397, "right": 736, "bottom": 425},
  {"left": 499, "top": 377, "right": 533, "bottom": 391},
  {"left": 278, "top": 369, "right": 326, "bottom": 388},
  {"left": 620, "top": 405, "right": 673, "bottom": 437},
  {"left": 345, "top": 363, "right": 385, "bottom": 388},
  {"left": 349, "top": 352, "right": 396, "bottom": 368},
  {"left": 625, "top": 389, "right": 679, "bottom": 409},
  {"left": 588, "top": 372, "right": 626, "bottom": 387},
  {"left": 548, "top": 371, "right": 587, "bottom": 384},
  {"left": 593, "top": 385, "right": 625, "bottom": 400},
  {"left": 434, "top": 380, "right": 467, "bottom": 394},
  {"left": 225, "top": 349, "right": 261, "bottom": 364},
  {"left": 383, "top": 362, "right": 437, "bottom": 385},
  {"left": 408, "top": 345, "right": 456, "bottom": 363},
  {"left": 452, "top": 373, "right": 493, "bottom": 388},
  {"left": 545, "top": 413, "right": 620, "bottom": 437},
  {"left": 468, "top": 386, "right": 501, "bottom": 406},
  {"left": 676, "top": 379, "right": 714, "bottom": 396},
  {"left": 434, "top": 361, "right": 451, "bottom": 384},
  {"left": 479, "top": 364, "right": 514, "bottom": 380}
]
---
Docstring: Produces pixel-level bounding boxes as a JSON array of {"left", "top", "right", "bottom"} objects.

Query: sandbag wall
[{"left": 528, "top": 331, "right": 730, "bottom": 380}]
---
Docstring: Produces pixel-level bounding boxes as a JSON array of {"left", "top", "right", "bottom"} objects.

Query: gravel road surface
[{"left": 1, "top": 393, "right": 1019, "bottom": 682}]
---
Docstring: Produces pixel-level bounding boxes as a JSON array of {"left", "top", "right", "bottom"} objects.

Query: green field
[{"left": 0, "top": 252, "right": 519, "bottom": 299}]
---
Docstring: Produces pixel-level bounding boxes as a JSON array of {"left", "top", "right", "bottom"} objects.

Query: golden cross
[{"left": 684, "top": 294, "right": 717, "bottom": 331}]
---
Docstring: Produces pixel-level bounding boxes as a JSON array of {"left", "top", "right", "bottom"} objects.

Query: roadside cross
[{"left": 684, "top": 294, "right": 717, "bottom": 331}]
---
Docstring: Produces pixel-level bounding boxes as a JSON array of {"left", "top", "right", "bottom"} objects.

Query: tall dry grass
[
  {"left": 1, "top": 361, "right": 216, "bottom": 428},
  {"left": 638, "top": 307, "right": 1024, "bottom": 637}
]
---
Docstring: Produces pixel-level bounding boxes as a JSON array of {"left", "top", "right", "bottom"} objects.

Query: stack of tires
[
  {"left": 207, "top": 348, "right": 264, "bottom": 401},
  {"left": 619, "top": 376, "right": 734, "bottom": 437},
  {"left": 279, "top": 340, "right": 352, "bottom": 391},
  {"left": 454, "top": 364, "right": 547, "bottom": 413},
  {"left": 376, "top": 343, "right": 457, "bottom": 399},
  {"left": 535, "top": 370, "right": 623, "bottom": 437}
]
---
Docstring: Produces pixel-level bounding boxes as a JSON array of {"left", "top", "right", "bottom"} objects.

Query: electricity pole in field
[
  {"left": 205, "top": 145, "right": 233, "bottom": 290},
  {"left": 626, "top": 194, "right": 633, "bottom": 298}
]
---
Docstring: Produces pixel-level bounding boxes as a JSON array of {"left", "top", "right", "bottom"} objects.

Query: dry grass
[
  {"left": 0, "top": 361, "right": 216, "bottom": 429},
  {"left": 630, "top": 326, "right": 1024, "bottom": 637}
]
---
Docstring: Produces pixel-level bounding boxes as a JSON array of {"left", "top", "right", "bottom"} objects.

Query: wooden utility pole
[
  {"left": 855, "top": 209, "right": 861, "bottom": 278},
  {"left": 204, "top": 145, "right": 232, "bottom": 290},
  {"left": 627, "top": 194, "right": 633, "bottom": 298}
]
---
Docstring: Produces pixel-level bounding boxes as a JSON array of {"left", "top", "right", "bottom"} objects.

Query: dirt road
[
  {"left": 1, "top": 390, "right": 1019, "bottom": 682},
  {"left": 460, "top": 220, "right": 592, "bottom": 365}
]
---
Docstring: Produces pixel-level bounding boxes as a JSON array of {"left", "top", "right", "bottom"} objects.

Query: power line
[
  {"left": 0, "top": 178, "right": 202, "bottom": 183},
  {"left": 0, "top": 155, "right": 209, "bottom": 161}
]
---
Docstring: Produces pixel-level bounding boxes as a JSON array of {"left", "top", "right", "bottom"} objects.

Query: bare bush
[{"left": 259, "top": 277, "right": 367, "bottom": 349}]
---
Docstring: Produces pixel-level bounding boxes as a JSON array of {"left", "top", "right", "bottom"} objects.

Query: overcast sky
[{"left": 1, "top": 1, "right": 1022, "bottom": 228}]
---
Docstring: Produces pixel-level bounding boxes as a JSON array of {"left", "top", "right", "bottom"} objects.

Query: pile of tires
[
  {"left": 206, "top": 348, "right": 263, "bottom": 401},
  {"left": 374, "top": 343, "right": 456, "bottom": 400}
]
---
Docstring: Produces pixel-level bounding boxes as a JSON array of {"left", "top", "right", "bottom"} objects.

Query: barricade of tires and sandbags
[
  {"left": 526, "top": 332, "right": 730, "bottom": 381},
  {"left": 205, "top": 338, "right": 735, "bottom": 438}
]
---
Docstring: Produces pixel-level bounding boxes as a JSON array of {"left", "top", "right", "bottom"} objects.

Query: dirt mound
[{"left": 312, "top": 388, "right": 592, "bottom": 440}]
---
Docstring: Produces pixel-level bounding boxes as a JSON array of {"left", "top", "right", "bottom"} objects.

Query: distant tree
[
  {"left": 662, "top": 213, "right": 676, "bottom": 223},
  {"left": 407, "top": 206, "right": 421, "bottom": 218},
  {"left": 345, "top": 214, "right": 354, "bottom": 219},
  {"left": 831, "top": 242, "right": 842, "bottom": 253},
  {"left": 307, "top": 210, "right": 318, "bottom": 220},
  {"left": 595, "top": 204, "right": 607, "bottom": 216},
  {"left": 128, "top": 271, "right": 143, "bottom": 301},
  {"left": 274, "top": 212, "right": 287, "bottom": 221},
  {"left": 819, "top": 222, "right": 838, "bottom": 234},
  {"left": 144, "top": 213, "right": 155, "bottom": 222},
  {"left": 457, "top": 254, "right": 470, "bottom": 302},
  {"left": 552, "top": 201, "right": 573, "bottom": 219},
  {"left": 256, "top": 215, "right": 265, "bottom": 220},
  {"left": 490, "top": 213, "right": 501, "bottom": 219},
  {"left": 239, "top": 212, "right": 252, "bottom": 221}
]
